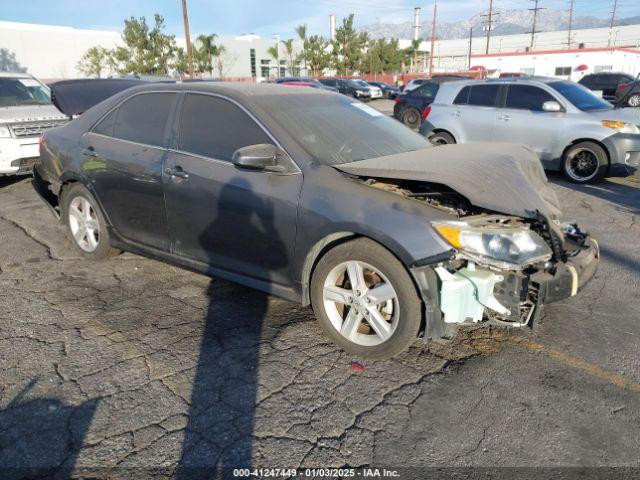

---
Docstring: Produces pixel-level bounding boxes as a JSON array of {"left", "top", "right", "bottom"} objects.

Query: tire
[
  {"left": 401, "top": 107, "right": 421, "bottom": 130},
  {"left": 627, "top": 93, "right": 640, "bottom": 108},
  {"left": 61, "top": 183, "right": 120, "bottom": 259},
  {"left": 310, "top": 238, "right": 423, "bottom": 360},
  {"left": 429, "top": 131, "right": 455, "bottom": 146},
  {"left": 562, "top": 141, "right": 608, "bottom": 184}
]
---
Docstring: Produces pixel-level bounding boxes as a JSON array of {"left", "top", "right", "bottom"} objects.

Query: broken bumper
[{"left": 534, "top": 236, "right": 599, "bottom": 304}]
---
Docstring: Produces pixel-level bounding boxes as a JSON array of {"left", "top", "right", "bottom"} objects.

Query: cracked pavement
[{"left": 0, "top": 171, "right": 639, "bottom": 478}]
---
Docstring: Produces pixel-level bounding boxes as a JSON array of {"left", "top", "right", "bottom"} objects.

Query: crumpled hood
[{"left": 335, "top": 143, "right": 562, "bottom": 220}]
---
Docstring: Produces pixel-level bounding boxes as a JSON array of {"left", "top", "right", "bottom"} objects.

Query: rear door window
[
  {"left": 178, "top": 94, "right": 272, "bottom": 161},
  {"left": 453, "top": 86, "right": 471, "bottom": 104},
  {"left": 467, "top": 85, "right": 500, "bottom": 107},
  {"left": 112, "top": 93, "right": 176, "bottom": 147},
  {"left": 505, "top": 85, "right": 557, "bottom": 111}
]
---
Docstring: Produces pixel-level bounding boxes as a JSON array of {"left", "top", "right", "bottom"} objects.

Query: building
[{"left": 0, "top": 20, "right": 303, "bottom": 81}]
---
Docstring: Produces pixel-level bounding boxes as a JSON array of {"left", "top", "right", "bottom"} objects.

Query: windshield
[
  {"left": 0, "top": 77, "right": 51, "bottom": 107},
  {"left": 350, "top": 79, "right": 369, "bottom": 88},
  {"left": 268, "top": 94, "right": 430, "bottom": 165},
  {"left": 548, "top": 81, "right": 612, "bottom": 112}
]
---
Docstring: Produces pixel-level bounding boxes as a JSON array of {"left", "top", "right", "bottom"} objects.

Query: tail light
[
  {"left": 422, "top": 105, "right": 432, "bottom": 120},
  {"left": 617, "top": 82, "right": 631, "bottom": 91},
  {"left": 394, "top": 96, "right": 402, "bottom": 103}
]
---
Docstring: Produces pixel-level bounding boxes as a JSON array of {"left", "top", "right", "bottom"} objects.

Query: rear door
[
  {"left": 492, "top": 84, "right": 565, "bottom": 164},
  {"left": 83, "top": 92, "right": 178, "bottom": 251},
  {"left": 450, "top": 84, "right": 501, "bottom": 142},
  {"left": 163, "top": 93, "right": 302, "bottom": 286}
]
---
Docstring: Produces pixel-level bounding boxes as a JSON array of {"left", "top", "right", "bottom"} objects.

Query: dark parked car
[
  {"left": 367, "top": 81, "right": 399, "bottom": 99},
  {"left": 578, "top": 72, "right": 635, "bottom": 103},
  {"left": 614, "top": 76, "right": 640, "bottom": 107},
  {"left": 318, "top": 78, "right": 372, "bottom": 100},
  {"left": 35, "top": 83, "right": 599, "bottom": 359},
  {"left": 393, "top": 77, "right": 462, "bottom": 129}
]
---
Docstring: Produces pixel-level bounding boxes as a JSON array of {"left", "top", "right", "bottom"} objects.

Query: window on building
[
  {"left": 594, "top": 65, "right": 613, "bottom": 73},
  {"left": 554, "top": 66, "right": 572, "bottom": 76},
  {"left": 261, "top": 66, "right": 270, "bottom": 77},
  {"left": 250, "top": 48, "right": 256, "bottom": 77},
  {"left": 260, "top": 59, "right": 270, "bottom": 65},
  {"left": 110, "top": 93, "right": 176, "bottom": 146},
  {"left": 519, "top": 68, "right": 535, "bottom": 76},
  {"left": 505, "top": 85, "right": 557, "bottom": 111},
  {"left": 280, "top": 67, "right": 286, "bottom": 76},
  {"left": 178, "top": 94, "right": 272, "bottom": 162}
]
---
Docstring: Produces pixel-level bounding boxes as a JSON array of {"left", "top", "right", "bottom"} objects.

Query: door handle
[
  {"left": 497, "top": 115, "right": 511, "bottom": 121},
  {"left": 451, "top": 111, "right": 461, "bottom": 117},
  {"left": 82, "top": 147, "right": 98, "bottom": 157},
  {"left": 165, "top": 166, "right": 189, "bottom": 179}
]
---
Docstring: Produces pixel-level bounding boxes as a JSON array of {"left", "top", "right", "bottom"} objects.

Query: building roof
[{"left": 471, "top": 47, "right": 640, "bottom": 58}]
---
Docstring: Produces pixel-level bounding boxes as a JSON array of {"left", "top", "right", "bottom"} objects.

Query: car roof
[
  {"left": 0, "top": 72, "right": 33, "bottom": 79},
  {"left": 584, "top": 71, "right": 632, "bottom": 76}
]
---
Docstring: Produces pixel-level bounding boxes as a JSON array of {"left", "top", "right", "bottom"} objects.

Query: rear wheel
[
  {"left": 429, "top": 131, "right": 455, "bottom": 146},
  {"left": 311, "top": 238, "right": 422, "bottom": 359},
  {"left": 627, "top": 93, "right": 640, "bottom": 107},
  {"left": 401, "top": 107, "right": 421, "bottom": 129},
  {"left": 562, "top": 141, "right": 608, "bottom": 184},
  {"left": 61, "top": 183, "right": 120, "bottom": 259}
]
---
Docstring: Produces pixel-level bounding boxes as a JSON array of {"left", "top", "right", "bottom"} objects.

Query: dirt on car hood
[{"left": 335, "top": 143, "right": 562, "bottom": 220}]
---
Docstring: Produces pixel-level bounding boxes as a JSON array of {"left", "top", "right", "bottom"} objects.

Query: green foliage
[
  {"left": 305, "top": 35, "right": 332, "bottom": 77},
  {"left": 281, "top": 39, "right": 297, "bottom": 75},
  {"left": 332, "top": 14, "right": 369, "bottom": 75},
  {"left": 76, "top": 46, "right": 113, "bottom": 77},
  {"left": 194, "top": 34, "right": 223, "bottom": 75},
  {"left": 359, "top": 38, "right": 404, "bottom": 75}
]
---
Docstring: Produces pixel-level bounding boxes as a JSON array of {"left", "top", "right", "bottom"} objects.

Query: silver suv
[{"left": 421, "top": 77, "right": 640, "bottom": 183}]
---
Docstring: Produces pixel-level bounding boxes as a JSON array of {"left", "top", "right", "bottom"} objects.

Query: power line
[
  {"left": 481, "top": 0, "right": 499, "bottom": 54},
  {"left": 608, "top": 0, "right": 618, "bottom": 47},
  {"left": 565, "top": 0, "right": 574, "bottom": 47}
]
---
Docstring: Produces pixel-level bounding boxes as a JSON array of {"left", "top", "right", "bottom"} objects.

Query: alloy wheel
[
  {"left": 68, "top": 196, "right": 100, "bottom": 252},
  {"left": 628, "top": 94, "right": 640, "bottom": 107},
  {"left": 565, "top": 148, "right": 599, "bottom": 182},
  {"left": 322, "top": 260, "right": 399, "bottom": 346}
]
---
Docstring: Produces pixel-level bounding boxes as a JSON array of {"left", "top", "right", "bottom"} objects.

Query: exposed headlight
[
  {"left": 601, "top": 120, "right": 640, "bottom": 134},
  {"left": 0, "top": 125, "right": 11, "bottom": 138},
  {"left": 433, "top": 221, "right": 552, "bottom": 269}
]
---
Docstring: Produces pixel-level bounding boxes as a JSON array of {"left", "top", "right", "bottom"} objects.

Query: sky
[{"left": 2, "top": 0, "right": 638, "bottom": 40}]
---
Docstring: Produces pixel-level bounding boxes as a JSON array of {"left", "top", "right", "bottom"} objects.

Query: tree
[
  {"left": 360, "top": 38, "right": 404, "bottom": 74},
  {"left": 111, "top": 14, "right": 177, "bottom": 75},
  {"left": 295, "top": 24, "right": 307, "bottom": 75},
  {"left": 267, "top": 43, "right": 279, "bottom": 76},
  {"left": 213, "top": 46, "right": 237, "bottom": 78},
  {"left": 194, "top": 34, "right": 219, "bottom": 76},
  {"left": 305, "top": 35, "right": 331, "bottom": 77},
  {"left": 281, "top": 39, "right": 297, "bottom": 76},
  {"left": 405, "top": 39, "right": 426, "bottom": 72},
  {"left": 172, "top": 47, "right": 190, "bottom": 77},
  {"left": 76, "top": 46, "right": 112, "bottom": 77},
  {"left": 332, "top": 14, "right": 369, "bottom": 76}
]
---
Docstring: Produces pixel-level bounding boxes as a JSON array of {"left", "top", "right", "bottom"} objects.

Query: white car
[
  {"left": 403, "top": 78, "right": 429, "bottom": 92},
  {"left": 0, "top": 72, "right": 68, "bottom": 176}
]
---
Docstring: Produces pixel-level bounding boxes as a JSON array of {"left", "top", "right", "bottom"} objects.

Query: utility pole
[
  {"left": 481, "top": 0, "right": 497, "bottom": 54},
  {"left": 468, "top": 27, "right": 473, "bottom": 70},
  {"left": 529, "top": 0, "right": 544, "bottom": 49},
  {"left": 181, "top": 0, "right": 194, "bottom": 79},
  {"left": 566, "top": 0, "right": 574, "bottom": 48},
  {"left": 608, "top": 0, "right": 618, "bottom": 47},
  {"left": 429, "top": 2, "right": 437, "bottom": 76}
]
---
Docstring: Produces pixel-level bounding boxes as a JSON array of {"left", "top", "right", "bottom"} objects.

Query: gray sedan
[{"left": 421, "top": 78, "right": 640, "bottom": 183}]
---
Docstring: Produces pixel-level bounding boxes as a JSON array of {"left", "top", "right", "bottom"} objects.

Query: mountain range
[{"left": 360, "top": 9, "right": 640, "bottom": 41}]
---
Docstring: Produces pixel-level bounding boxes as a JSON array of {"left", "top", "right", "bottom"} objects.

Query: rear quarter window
[{"left": 453, "top": 86, "right": 471, "bottom": 104}]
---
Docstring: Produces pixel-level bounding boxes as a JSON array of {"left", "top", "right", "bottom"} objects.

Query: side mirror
[
  {"left": 542, "top": 101, "right": 563, "bottom": 112},
  {"left": 232, "top": 144, "right": 282, "bottom": 172}
]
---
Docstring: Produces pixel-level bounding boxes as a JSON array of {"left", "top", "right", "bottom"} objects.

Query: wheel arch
[
  {"left": 429, "top": 128, "right": 457, "bottom": 143},
  {"left": 562, "top": 138, "right": 611, "bottom": 166}
]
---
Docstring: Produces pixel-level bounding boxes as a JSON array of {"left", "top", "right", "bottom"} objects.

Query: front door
[
  {"left": 82, "top": 92, "right": 178, "bottom": 251},
  {"left": 163, "top": 93, "right": 302, "bottom": 286},
  {"left": 491, "top": 84, "right": 565, "bottom": 165}
]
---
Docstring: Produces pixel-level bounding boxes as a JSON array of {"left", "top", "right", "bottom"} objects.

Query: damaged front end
[{"left": 358, "top": 177, "right": 600, "bottom": 337}]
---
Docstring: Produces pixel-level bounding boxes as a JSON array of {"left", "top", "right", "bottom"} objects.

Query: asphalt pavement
[{"left": 0, "top": 153, "right": 639, "bottom": 477}]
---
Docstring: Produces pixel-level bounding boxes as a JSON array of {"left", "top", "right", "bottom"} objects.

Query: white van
[{"left": 0, "top": 72, "right": 68, "bottom": 176}]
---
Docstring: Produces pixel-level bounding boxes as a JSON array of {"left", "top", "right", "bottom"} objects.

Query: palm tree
[
  {"left": 409, "top": 39, "right": 422, "bottom": 72},
  {"left": 281, "top": 39, "right": 296, "bottom": 76},
  {"left": 267, "top": 43, "right": 279, "bottom": 77},
  {"left": 195, "top": 33, "right": 218, "bottom": 76},
  {"left": 295, "top": 24, "right": 307, "bottom": 75}
]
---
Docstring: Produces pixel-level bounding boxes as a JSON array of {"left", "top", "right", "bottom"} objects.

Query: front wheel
[
  {"left": 61, "top": 183, "right": 120, "bottom": 259},
  {"left": 562, "top": 141, "right": 608, "bottom": 184},
  {"left": 627, "top": 93, "right": 640, "bottom": 107},
  {"left": 311, "top": 238, "right": 423, "bottom": 359}
]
